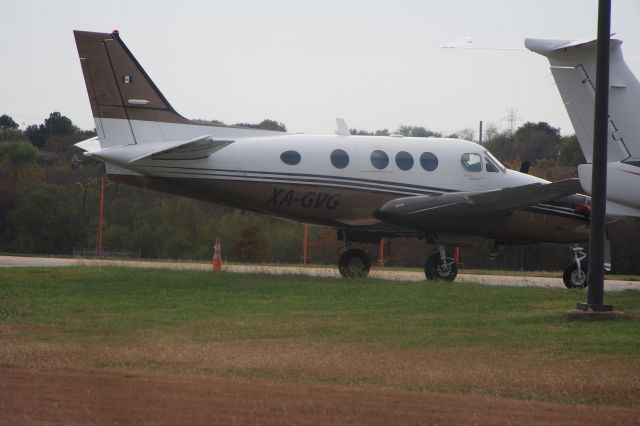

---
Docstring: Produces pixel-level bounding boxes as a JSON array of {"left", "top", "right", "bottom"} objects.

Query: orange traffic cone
[{"left": 213, "top": 237, "right": 222, "bottom": 271}]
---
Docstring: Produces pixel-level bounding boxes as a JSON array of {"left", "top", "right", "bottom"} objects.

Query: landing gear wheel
[
  {"left": 338, "top": 248, "right": 370, "bottom": 278},
  {"left": 424, "top": 253, "right": 458, "bottom": 281},
  {"left": 563, "top": 262, "right": 588, "bottom": 289}
]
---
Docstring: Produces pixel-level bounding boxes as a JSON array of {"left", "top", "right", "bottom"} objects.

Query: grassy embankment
[{"left": 1, "top": 266, "right": 639, "bottom": 407}]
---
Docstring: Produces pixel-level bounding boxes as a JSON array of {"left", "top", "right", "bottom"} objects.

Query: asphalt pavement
[{"left": 1, "top": 255, "right": 638, "bottom": 292}]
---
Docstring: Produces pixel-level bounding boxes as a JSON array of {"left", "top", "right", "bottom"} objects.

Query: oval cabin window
[
  {"left": 419, "top": 152, "right": 438, "bottom": 171},
  {"left": 330, "top": 149, "right": 349, "bottom": 169},
  {"left": 370, "top": 150, "right": 389, "bottom": 169},
  {"left": 280, "top": 150, "right": 301, "bottom": 165},
  {"left": 395, "top": 151, "right": 414, "bottom": 171}
]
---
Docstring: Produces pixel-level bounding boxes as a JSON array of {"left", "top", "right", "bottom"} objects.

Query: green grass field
[{"left": 1, "top": 266, "right": 639, "bottom": 407}]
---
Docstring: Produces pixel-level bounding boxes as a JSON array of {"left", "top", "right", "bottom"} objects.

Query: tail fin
[
  {"left": 74, "top": 30, "right": 189, "bottom": 148},
  {"left": 525, "top": 37, "right": 640, "bottom": 163}
]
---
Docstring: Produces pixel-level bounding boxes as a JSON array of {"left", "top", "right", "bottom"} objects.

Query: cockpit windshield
[{"left": 484, "top": 150, "right": 506, "bottom": 173}]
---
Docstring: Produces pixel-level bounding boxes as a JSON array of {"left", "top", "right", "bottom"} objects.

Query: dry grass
[
  {"left": 2, "top": 327, "right": 639, "bottom": 407},
  {"left": 2, "top": 267, "right": 639, "bottom": 409}
]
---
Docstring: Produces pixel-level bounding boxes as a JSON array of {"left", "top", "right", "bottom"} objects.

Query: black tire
[
  {"left": 338, "top": 249, "right": 370, "bottom": 278},
  {"left": 424, "top": 253, "right": 458, "bottom": 281},
  {"left": 563, "top": 262, "right": 588, "bottom": 289}
]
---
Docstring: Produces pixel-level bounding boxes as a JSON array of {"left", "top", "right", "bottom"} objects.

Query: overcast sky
[{"left": 2, "top": 0, "right": 639, "bottom": 138}]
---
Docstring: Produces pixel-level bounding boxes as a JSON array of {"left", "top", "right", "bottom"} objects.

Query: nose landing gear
[{"left": 424, "top": 245, "right": 458, "bottom": 281}]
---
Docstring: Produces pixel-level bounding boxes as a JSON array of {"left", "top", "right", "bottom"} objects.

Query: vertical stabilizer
[
  {"left": 525, "top": 37, "right": 640, "bottom": 163},
  {"left": 74, "top": 30, "right": 190, "bottom": 148}
]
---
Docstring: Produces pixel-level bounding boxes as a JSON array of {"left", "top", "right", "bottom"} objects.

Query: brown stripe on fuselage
[{"left": 109, "top": 174, "right": 589, "bottom": 244}]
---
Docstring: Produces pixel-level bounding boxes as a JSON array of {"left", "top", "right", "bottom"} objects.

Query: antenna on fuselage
[{"left": 336, "top": 118, "right": 350, "bottom": 136}]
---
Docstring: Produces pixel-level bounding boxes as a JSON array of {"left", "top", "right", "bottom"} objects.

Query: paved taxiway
[{"left": 2, "top": 255, "right": 638, "bottom": 291}]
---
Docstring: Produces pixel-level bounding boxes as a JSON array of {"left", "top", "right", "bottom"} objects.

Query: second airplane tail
[{"left": 525, "top": 37, "right": 640, "bottom": 164}]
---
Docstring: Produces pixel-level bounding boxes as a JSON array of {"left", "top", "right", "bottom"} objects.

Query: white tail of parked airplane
[{"left": 526, "top": 37, "right": 640, "bottom": 217}]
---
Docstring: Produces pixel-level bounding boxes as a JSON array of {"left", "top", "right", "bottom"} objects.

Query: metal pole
[
  {"left": 98, "top": 177, "right": 105, "bottom": 257},
  {"left": 580, "top": 0, "right": 612, "bottom": 311},
  {"left": 478, "top": 120, "right": 483, "bottom": 145}
]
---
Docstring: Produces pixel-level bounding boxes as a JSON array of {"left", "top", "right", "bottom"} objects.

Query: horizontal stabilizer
[
  {"left": 75, "top": 136, "right": 101, "bottom": 152},
  {"left": 524, "top": 37, "right": 621, "bottom": 57},
  {"left": 129, "top": 135, "right": 234, "bottom": 163}
]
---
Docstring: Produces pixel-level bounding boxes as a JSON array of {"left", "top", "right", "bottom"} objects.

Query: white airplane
[
  {"left": 526, "top": 37, "right": 640, "bottom": 217},
  {"left": 73, "top": 30, "right": 592, "bottom": 287}
]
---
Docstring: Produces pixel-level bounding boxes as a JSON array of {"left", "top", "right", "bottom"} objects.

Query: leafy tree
[
  {"left": 24, "top": 112, "right": 78, "bottom": 148},
  {"left": 233, "top": 119, "right": 287, "bottom": 132},
  {"left": 347, "top": 129, "right": 391, "bottom": 136},
  {"left": 8, "top": 184, "right": 80, "bottom": 254},
  {"left": 558, "top": 135, "right": 586, "bottom": 166},
  {"left": 350, "top": 129, "right": 373, "bottom": 135},
  {"left": 0, "top": 114, "right": 18, "bottom": 130},
  {"left": 447, "top": 128, "right": 474, "bottom": 141},
  {"left": 483, "top": 131, "right": 515, "bottom": 161},
  {"left": 513, "top": 121, "right": 561, "bottom": 163},
  {"left": 397, "top": 126, "right": 441, "bottom": 137},
  {"left": 0, "top": 141, "right": 37, "bottom": 165},
  {"left": 256, "top": 119, "right": 286, "bottom": 132},
  {"left": 230, "top": 222, "right": 270, "bottom": 261}
]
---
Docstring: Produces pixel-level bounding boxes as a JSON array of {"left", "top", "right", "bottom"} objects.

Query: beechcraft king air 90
[{"left": 73, "top": 30, "right": 593, "bottom": 287}]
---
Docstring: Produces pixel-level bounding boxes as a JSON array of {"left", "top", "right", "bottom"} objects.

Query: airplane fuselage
[
  {"left": 73, "top": 29, "right": 595, "bottom": 284},
  {"left": 95, "top": 127, "right": 589, "bottom": 244}
]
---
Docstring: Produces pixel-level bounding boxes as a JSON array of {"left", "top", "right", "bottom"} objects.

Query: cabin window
[
  {"left": 330, "top": 149, "right": 349, "bottom": 169},
  {"left": 461, "top": 153, "right": 482, "bottom": 172},
  {"left": 419, "top": 152, "right": 438, "bottom": 171},
  {"left": 280, "top": 150, "right": 301, "bottom": 165},
  {"left": 395, "top": 151, "right": 414, "bottom": 171},
  {"left": 370, "top": 150, "right": 389, "bottom": 169}
]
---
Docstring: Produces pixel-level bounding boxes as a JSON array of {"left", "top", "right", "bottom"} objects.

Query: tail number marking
[{"left": 267, "top": 189, "right": 340, "bottom": 210}]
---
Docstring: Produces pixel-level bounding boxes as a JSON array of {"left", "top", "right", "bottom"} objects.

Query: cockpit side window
[
  {"left": 485, "top": 157, "right": 499, "bottom": 172},
  {"left": 484, "top": 150, "right": 506, "bottom": 172},
  {"left": 461, "top": 153, "right": 482, "bottom": 172}
]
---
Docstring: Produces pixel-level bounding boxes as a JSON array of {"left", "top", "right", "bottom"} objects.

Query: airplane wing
[
  {"left": 130, "top": 135, "right": 234, "bottom": 163},
  {"left": 374, "top": 179, "right": 582, "bottom": 226}
]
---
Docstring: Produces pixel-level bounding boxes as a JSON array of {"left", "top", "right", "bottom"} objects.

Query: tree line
[{"left": 1, "top": 112, "right": 638, "bottom": 273}]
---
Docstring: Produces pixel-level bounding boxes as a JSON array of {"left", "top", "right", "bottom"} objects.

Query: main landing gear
[
  {"left": 424, "top": 245, "right": 458, "bottom": 281},
  {"left": 563, "top": 244, "right": 588, "bottom": 289},
  {"left": 338, "top": 245, "right": 371, "bottom": 278}
]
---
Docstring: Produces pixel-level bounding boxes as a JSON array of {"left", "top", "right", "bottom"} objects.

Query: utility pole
[{"left": 577, "top": 0, "right": 614, "bottom": 314}]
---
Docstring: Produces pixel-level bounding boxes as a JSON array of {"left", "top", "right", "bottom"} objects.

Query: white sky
[{"left": 1, "top": 0, "right": 639, "bottom": 137}]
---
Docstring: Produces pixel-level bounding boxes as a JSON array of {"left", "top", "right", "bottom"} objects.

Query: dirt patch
[
  {"left": 2, "top": 334, "right": 639, "bottom": 407},
  {"left": 1, "top": 367, "right": 639, "bottom": 426}
]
